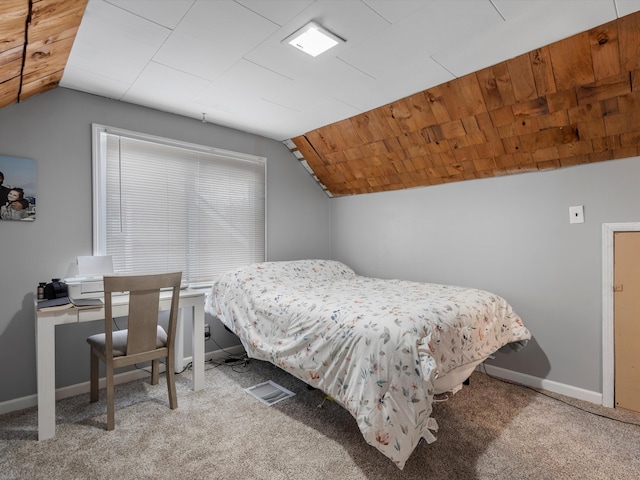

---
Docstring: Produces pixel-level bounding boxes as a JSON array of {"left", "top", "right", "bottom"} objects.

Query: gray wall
[
  {"left": 0, "top": 88, "right": 331, "bottom": 404},
  {"left": 4, "top": 86, "right": 639, "bottom": 406},
  {"left": 330, "top": 156, "right": 640, "bottom": 394}
]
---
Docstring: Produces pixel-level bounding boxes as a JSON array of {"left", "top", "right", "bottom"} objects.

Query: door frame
[{"left": 602, "top": 222, "right": 640, "bottom": 407}]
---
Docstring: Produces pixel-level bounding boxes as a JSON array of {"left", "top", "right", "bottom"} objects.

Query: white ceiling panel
[
  {"left": 335, "top": 22, "right": 421, "bottom": 80},
  {"left": 106, "top": 0, "right": 195, "bottom": 29},
  {"left": 289, "top": 56, "right": 383, "bottom": 109},
  {"left": 60, "top": 0, "right": 640, "bottom": 141},
  {"left": 492, "top": 0, "right": 616, "bottom": 24},
  {"left": 235, "top": 0, "right": 315, "bottom": 26},
  {"left": 60, "top": 65, "right": 131, "bottom": 100},
  {"left": 196, "top": 93, "right": 307, "bottom": 139},
  {"left": 617, "top": 0, "right": 640, "bottom": 16},
  {"left": 153, "top": 0, "right": 279, "bottom": 80},
  {"left": 311, "top": 54, "right": 453, "bottom": 115},
  {"left": 435, "top": 0, "right": 620, "bottom": 78},
  {"left": 362, "top": 0, "right": 436, "bottom": 24},
  {"left": 270, "top": 97, "right": 363, "bottom": 139},
  {"left": 196, "top": 59, "right": 305, "bottom": 113},
  {"left": 64, "top": 0, "right": 170, "bottom": 86},
  {"left": 338, "top": 1, "right": 502, "bottom": 82},
  {"left": 121, "top": 61, "right": 211, "bottom": 111},
  {"left": 351, "top": 57, "right": 454, "bottom": 109}
]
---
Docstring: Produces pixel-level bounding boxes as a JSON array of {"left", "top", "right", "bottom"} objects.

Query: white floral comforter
[{"left": 205, "top": 260, "right": 530, "bottom": 468}]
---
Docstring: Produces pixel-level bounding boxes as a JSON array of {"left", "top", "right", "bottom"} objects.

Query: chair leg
[
  {"left": 151, "top": 359, "right": 159, "bottom": 385},
  {"left": 90, "top": 350, "right": 99, "bottom": 403},
  {"left": 106, "top": 365, "right": 115, "bottom": 431},
  {"left": 166, "top": 355, "right": 178, "bottom": 410}
]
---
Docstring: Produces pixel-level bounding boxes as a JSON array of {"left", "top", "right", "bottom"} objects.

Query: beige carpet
[{"left": 1, "top": 358, "right": 639, "bottom": 480}]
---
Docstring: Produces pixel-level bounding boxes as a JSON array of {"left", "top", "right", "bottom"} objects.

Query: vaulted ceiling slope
[
  {"left": 0, "top": 0, "right": 87, "bottom": 109},
  {"left": 2, "top": 1, "right": 640, "bottom": 199},
  {"left": 289, "top": 10, "right": 640, "bottom": 196}
]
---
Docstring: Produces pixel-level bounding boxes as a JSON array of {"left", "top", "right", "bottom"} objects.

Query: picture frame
[{"left": 0, "top": 155, "right": 36, "bottom": 222}]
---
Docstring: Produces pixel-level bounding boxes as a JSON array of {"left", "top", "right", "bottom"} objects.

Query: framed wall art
[{"left": 0, "top": 155, "right": 36, "bottom": 222}]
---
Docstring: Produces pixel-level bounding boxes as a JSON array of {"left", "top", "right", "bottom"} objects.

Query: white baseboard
[
  {"left": 2, "top": 353, "right": 602, "bottom": 416},
  {"left": 0, "top": 345, "right": 246, "bottom": 416},
  {"left": 478, "top": 364, "right": 603, "bottom": 405}
]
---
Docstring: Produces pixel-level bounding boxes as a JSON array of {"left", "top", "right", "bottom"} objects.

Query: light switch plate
[{"left": 569, "top": 205, "right": 584, "bottom": 224}]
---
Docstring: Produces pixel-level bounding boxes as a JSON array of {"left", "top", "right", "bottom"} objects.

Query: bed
[{"left": 205, "top": 259, "right": 530, "bottom": 468}]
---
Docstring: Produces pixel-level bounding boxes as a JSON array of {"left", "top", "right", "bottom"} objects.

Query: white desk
[{"left": 35, "top": 288, "right": 205, "bottom": 440}]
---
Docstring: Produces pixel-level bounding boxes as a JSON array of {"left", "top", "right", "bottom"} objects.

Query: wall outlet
[
  {"left": 569, "top": 205, "right": 584, "bottom": 224},
  {"left": 204, "top": 323, "right": 211, "bottom": 340}
]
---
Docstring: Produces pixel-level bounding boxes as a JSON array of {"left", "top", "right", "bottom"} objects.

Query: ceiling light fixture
[{"left": 283, "top": 21, "right": 345, "bottom": 57}]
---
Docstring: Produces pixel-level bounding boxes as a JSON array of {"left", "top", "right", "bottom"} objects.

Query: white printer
[{"left": 65, "top": 255, "right": 114, "bottom": 300}]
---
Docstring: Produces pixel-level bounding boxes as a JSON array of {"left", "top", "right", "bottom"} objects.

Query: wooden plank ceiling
[
  {"left": 0, "top": 0, "right": 87, "bottom": 109},
  {"left": 289, "top": 10, "right": 640, "bottom": 197}
]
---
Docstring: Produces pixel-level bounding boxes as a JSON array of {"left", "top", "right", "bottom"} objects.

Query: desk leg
[
  {"left": 174, "top": 309, "right": 185, "bottom": 374},
  {"left": 36, "top": 315, "right": 56, "bottom": 440},
  {"left": 191, "top": 303, "right": 205, "bottom": 391}
]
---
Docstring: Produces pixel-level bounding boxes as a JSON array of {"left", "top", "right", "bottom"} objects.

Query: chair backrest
[{"left": 103, "top": 272, "right": 182, "bottom": 356}]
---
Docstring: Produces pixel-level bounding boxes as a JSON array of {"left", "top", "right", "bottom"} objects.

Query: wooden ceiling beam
[
  {"left": 0, "top": 0, "right": 88, "bottom": 105},
  {"left": 0, "top": 1, "right": 29, "bottom": 52}
]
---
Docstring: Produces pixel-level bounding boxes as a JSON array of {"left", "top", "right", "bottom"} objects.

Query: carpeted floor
[{"left": 1, "top": 357, "right": 639, "bottom": 480}]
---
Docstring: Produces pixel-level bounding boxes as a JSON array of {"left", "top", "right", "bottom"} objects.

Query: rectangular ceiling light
[{"left": 283, "top": 22, "right": 344, "bottom": 57}]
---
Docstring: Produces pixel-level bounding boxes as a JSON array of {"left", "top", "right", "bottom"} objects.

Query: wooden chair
[{"left": 86, "top": 271, "right": 182, "bottom": 430}]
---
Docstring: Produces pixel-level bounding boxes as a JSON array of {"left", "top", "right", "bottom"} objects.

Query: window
[{"left": 92, "top": 124, "right": 266, "bottom": 283}]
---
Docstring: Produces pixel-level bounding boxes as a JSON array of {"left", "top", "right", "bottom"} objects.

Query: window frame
[{"left": 91, "top": 123, "right": 267, "bottom": 282}]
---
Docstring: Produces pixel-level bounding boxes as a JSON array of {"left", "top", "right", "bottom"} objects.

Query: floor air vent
[{"left": 245, "top": 380, "right": 295, "bottom": 406}]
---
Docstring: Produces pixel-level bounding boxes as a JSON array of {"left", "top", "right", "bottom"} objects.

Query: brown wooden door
[{"left": 614, "top": 232, "right": 640, "bottom": 413}]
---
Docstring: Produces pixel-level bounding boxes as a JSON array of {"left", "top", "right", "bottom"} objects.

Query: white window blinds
[{"left": 92, "top": 124, "right": 266, "bottom": 283}]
